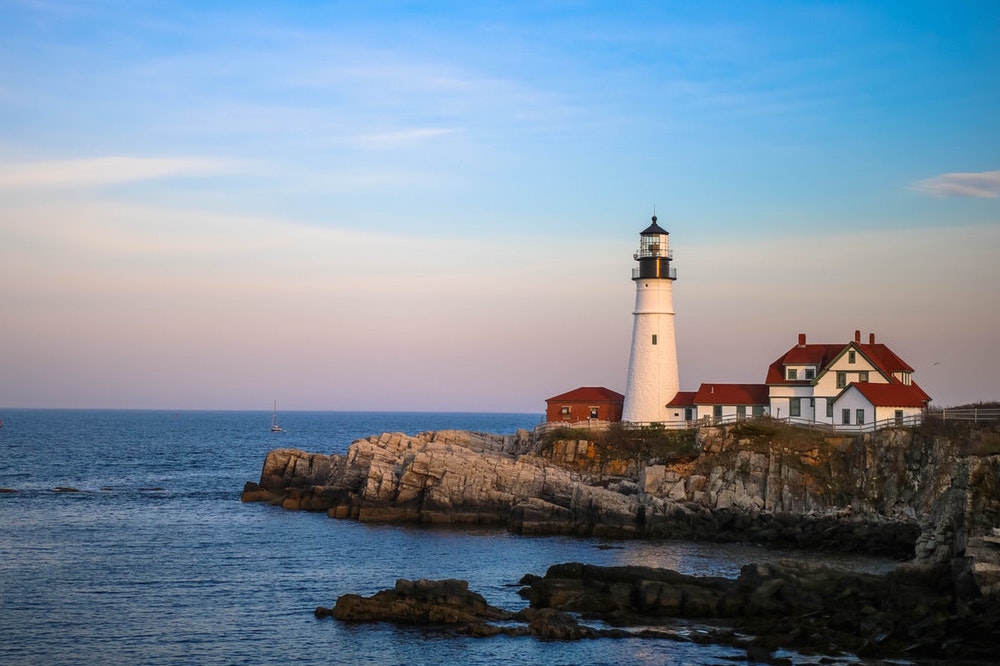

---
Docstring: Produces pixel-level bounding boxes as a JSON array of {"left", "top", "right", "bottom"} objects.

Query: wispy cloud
[
  {"left": 354, "top": 127, "right": 461, "bottom": 149},
  {"left": 911, "top": 170, "right": 1000, "bottom": 198},
  {"left": 0, "top": 156, "right": 243, "bottom": 189}
]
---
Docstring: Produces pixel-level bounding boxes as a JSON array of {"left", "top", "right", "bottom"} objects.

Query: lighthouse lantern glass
[{"left": 639, "top": 233, "right": 669, "bottom": 259}]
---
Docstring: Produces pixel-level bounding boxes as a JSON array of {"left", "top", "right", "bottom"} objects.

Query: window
[
  {"left": 789, "top": 398, "right": 801, "bottom": 417},
  {"left": 684, "top": 408, "right": 693, "bottom": 421},
  {"left": 842, "top": 409, "right": 851, "bottom": 425},
  {"left": 786, "top": 368, "right": 797, "bottom": 380},
  {"left": 809, "top": 397, "right": 815, "bottom": 408},
  {"left": 895, "top": 409, "right": 904, "bottom": 426},
  {"left": 856, "top": 409, "right": 865, "bottom": 425},
  {"left": 826, "top": 399, "right": 834, "bottom": 418},
  {"left": 752, "top": 405, "right": 764, "bottom": 417},
  {"left": 836, "top": 372, "right": 846, "bottom": 389},
  {"left": 651, "top": 334, "right": 657, "bottom": 345},
  {"left": 805, "top": 368, "right": 815, "bottom": 380},
  {"left": 737, "top": 405, "right": 746, "bottom": 420},
  {"left": 859, "top": 371, "right": 869, "bottom": 383},
  {"left": 560, "top": 406, "right": 570, "bottom": 416},
  {"left": 713, "top": 405, "right": 722, "bottom": 420},
  {"left": 589, "top": 407, "right": 599, "bottom": 419},
  {"left": 848, "top": 351, "right": 856, "bottom": 364}
]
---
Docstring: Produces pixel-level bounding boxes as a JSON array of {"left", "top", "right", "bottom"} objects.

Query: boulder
[{"left": 326, "top": 578, "right": 511, "bottom": 625}]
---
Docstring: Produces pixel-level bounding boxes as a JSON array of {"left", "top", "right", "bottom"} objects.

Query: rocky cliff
[{"left": 242, "top": 421, "right": 1000, "bottom": 598}]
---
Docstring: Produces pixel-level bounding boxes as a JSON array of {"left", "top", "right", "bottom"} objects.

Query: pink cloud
[{"left": 911, "top": 170, "right": 1000, "bottom": 198}]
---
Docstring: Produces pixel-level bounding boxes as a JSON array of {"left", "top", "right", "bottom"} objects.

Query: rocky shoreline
[
  {"left": 242, "top": 424, "right": 998, "bottom": 562},
  {"left": 244, "top": 420, "right": 1000, "bottom": 658},
  {"left": 317, "top": 559, "right": 999, "bottom": 662}
]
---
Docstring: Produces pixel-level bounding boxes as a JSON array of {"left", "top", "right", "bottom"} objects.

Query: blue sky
[{"left": 0, "top": 1, "right": 997, "bottom": 411}]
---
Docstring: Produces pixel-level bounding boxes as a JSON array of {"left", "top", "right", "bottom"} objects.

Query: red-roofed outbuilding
[{"left": 545, "top": 386, "right": 624, "bottom": 424}]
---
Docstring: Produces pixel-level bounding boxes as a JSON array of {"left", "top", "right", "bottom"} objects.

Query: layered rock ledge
[{"left": 243, "top": 424, "right": 999, "bottom": 565}]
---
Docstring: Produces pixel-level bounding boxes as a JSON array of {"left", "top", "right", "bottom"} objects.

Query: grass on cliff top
[
  {"left": 539, "top": 423, "right": 699, "bottom": 464},
  {"left": 724, "top": 418, "right": 830, "bottom": 451}
]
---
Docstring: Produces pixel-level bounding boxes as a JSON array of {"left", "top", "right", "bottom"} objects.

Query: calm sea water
[{"left": 0, "top": 410, "right": 896, "bottom": 665}]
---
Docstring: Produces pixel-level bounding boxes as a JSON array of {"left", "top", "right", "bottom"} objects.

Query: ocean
[{"left": 0, "top": 410, "right": 897, "bottom": 665}]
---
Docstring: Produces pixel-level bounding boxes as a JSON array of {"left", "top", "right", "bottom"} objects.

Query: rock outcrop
[
  {"left": 242, "top": 429, "right": 642, "bottom": 536},
  {"left": 243, "top": 422, "right": 1000, "bottom": 573},
  {"left": 317, "top": 578, "right": 511, "bottom": 625}
]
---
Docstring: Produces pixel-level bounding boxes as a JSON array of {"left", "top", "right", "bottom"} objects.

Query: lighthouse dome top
[{"left": 640, "top": 215, "right": 669, "bottom": 236}]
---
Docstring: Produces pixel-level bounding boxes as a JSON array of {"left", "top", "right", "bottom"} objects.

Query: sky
[{"left": 0, "top": 1, "right": 997, "bottom": 412}]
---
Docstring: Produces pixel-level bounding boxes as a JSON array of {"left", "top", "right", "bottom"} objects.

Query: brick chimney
[
  {"left": 854, "top": 329, "right": 861, "bottom": 343},
  {"left": 798, "top": 333, "right": 806, "bottom": 346},
  {"left": 869, "top": 332, "right": 875, "bottom": 344}
]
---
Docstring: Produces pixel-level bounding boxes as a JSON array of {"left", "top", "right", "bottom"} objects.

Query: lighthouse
[{"left": 622, "top": 215, "right": 679, "bottom": 423}]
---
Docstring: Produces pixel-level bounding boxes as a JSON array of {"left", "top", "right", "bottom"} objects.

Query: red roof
[
  {"left": 693, "top": 383, "right": 769, "bottom": 405},
  {"left": 766, "top": 336, "right": 916, "bottom": 386},
  {"left": 665, "top": 391, "right": 697, "bottom": 407},
  {"left": 857, "top": 343, "right": 914, "bottom": 374},
  {"left": 545, "top": 386, "right": 624, "bottom": 403},
  {"left": 765, "top": 343, "right": 842, "bottom": 384},
  {"left": 847, "top": 381, "right": 930, "bottom": 408}
]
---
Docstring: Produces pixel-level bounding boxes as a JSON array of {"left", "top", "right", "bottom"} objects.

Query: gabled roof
[
  {"left": 857, "top": 343, "right": 914, "bottom": 374},
  {"left": 545, "top": 386, "right": 624, "bottom": 403},
  {"left": 766, "top": 335, "right": 916, "bottom": 386},
  {"left": 765, "top": 344, "right": 842, "bottom": 384},
  {"left": 842, "top": 380, "right": 930, "bottom": 408},
  {"left": 665, "top": 391, "right": 697, "bottom": 407},
  {"left": 694, "top": 383, "right": 769, "bottom": 405}
]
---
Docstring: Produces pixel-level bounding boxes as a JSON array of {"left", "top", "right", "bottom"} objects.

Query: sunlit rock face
[{"left": 243, "top": 424, "right": 1000, "bottom": 578}]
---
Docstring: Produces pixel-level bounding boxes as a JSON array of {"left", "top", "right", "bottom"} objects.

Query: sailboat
[{"left": 270, "top": 401, "right": 284, "bottom": 433}]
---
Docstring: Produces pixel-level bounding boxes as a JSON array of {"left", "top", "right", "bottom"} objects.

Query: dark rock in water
[
  {"left": 526, "top": 608, "right": 591, "bottom": 640},
  {"left": 0, "top": 487, "right": 16, "bottom": 493},
  {"left": 53, "top": 486, "right": 80, "bottom": 493},
  {"left": 517, "top": 559, "right": 1000, "bottom": 661},
  {"left": 325, "top": 558, "right": 1000, "bottom": 659},
  {"left": 327, "top": 578, "right": 512, "bottom": 625}
]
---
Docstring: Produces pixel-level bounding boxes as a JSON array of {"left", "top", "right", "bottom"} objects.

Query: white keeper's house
[
  {"left": 764, "top": 330, "right": 930, "bottom": 428},
  {"left": 653, "top": 330, "right": 930, "bottom": 429}
]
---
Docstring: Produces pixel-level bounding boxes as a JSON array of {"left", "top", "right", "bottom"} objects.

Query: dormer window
[
  {"left": 848, "top": 351, "right": 856, "bottom": 364},
  {"left": 805, "top": 368, "right": 815, "bottom": 380},
  {"left": 786, "top": 368, "right": 797, "bottom": 380}
]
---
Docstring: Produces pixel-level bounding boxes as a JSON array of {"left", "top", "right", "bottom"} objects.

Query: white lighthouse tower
[{"left": 622, "top": 215, "right": 679, "bottom": 424}]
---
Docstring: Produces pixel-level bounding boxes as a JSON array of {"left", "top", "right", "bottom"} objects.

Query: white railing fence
[
  {"left": 930, "top": 407, "right": 1000, "bottom": 424},
  {"left": 535, "top": 408, "right": 999, "bottom": 438}
]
